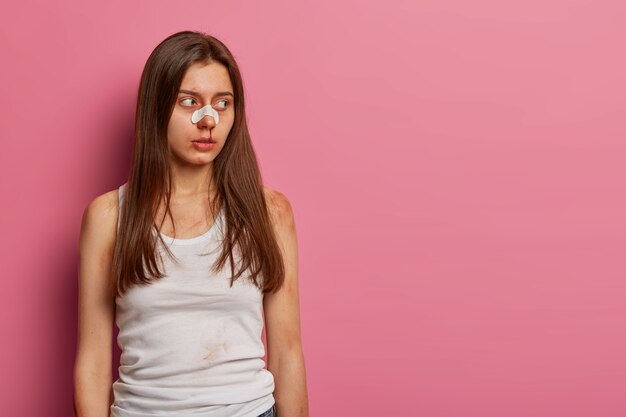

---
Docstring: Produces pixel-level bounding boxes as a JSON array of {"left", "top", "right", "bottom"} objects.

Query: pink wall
[{"left": 1, "top": 0, "right": 624, "bottom": 416}]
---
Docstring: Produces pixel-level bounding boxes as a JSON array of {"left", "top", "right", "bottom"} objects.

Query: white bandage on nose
[{"left": 191, "top": 104, "right": 220, "bottom": 125}]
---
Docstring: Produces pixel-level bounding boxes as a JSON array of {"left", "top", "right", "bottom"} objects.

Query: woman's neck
[{"left": 167, "top": 163, "right": 216, "bottom": 197}]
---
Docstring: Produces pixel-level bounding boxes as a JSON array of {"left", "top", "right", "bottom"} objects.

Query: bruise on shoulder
[{"left": 262, "top": 186, "right": 292, "bottom": 229}]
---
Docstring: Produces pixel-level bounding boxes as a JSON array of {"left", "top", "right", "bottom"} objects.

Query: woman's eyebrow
[{"left": 179, "top": 89, "right": 234, "bottom": 98}]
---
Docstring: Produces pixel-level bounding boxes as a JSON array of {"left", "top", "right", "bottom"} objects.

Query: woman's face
[{"left": 167, "top": 60, "right": 235, "bottom": 167}]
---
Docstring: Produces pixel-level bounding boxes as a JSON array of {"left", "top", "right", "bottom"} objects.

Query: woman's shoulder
[
  {"left": 85, "top": 186, "right": 121, "bottom": 220},
  {"left": 262, "top": 185, "right": 295, "bottom": 230},
  {"left": 80, "top": 186, "right": 122, "bottom": 249}
]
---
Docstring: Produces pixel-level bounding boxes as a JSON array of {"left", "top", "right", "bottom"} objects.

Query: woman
[{"left": 73, "top": 30, "right": 308, "bottom": 417}]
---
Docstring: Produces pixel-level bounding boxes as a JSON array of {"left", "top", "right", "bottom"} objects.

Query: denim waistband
[{"left": 256, "top": 404, "right": 277, "bottom": 417}]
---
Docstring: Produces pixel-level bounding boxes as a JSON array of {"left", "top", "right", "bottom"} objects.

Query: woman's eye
[
  {"left": 181, "top": 98, "right": 196, "bottom": 106},
  {"left": 215, "top": 100, "right": 230, "bottom": 110}
]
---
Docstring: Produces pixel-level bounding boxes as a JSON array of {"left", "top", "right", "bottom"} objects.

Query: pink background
[{"left": 1, "top": 0, "right": 625, "bottom": 416}]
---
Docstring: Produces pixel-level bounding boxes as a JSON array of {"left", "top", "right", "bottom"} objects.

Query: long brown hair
[{"left": 111, "top": 30, "right": 284, "bottom": 298}]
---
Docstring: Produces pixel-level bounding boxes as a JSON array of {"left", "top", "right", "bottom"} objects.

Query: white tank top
[{"left": 111, "top": 183, "right": 275, "bottom": 417}]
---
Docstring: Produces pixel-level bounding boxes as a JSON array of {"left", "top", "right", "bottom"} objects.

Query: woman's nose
[{"left": 196, "top": 114, "right": 217, "bottom": 128}]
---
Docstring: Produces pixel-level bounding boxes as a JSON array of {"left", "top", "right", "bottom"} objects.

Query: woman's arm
[
  {"left": 73, "top": 191, "right": 118, "bottom": 417},
  {"left": 263, "top": 188, "right": 309, "bottom": 417}
]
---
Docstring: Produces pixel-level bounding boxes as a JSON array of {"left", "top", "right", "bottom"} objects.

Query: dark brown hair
[{"left": 111, "top": 30, "right": 284, "bottom": 297}]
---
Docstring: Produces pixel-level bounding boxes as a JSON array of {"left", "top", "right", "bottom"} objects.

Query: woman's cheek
[{"left": 222, "top": 114, "right": 235, "bottom": 135}]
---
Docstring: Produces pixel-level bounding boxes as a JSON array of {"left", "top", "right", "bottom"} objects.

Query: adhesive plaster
[{"left": 191, "top": 104, "right": 220, "bottom": 125}]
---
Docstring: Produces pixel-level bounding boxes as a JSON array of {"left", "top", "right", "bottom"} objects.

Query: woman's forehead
[{"left": 180, "top": 61, "right": 232, "bottom": 93}]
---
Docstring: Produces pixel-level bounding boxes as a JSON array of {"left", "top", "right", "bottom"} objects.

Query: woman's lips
[
  {"left": 192, "top": 138, "right": 216, "bottom": 151},
  {"left": 193, "top": 137, "right": 216, "bottom": 143},
  {"left": 191, "top": 138, "right": 215, "bottom": 151}
]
